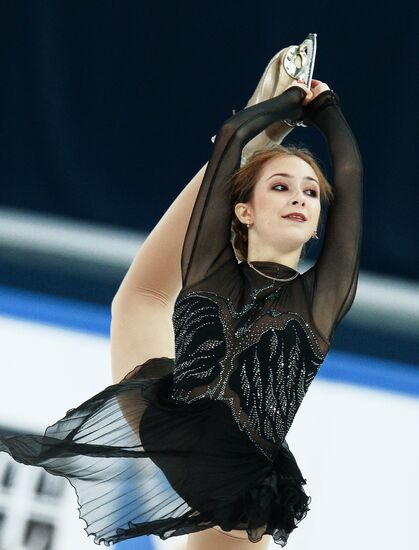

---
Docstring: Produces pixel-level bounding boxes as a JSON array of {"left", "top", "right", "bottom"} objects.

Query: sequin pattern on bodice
[{"left": 171, "top": 288, "right": 325, "bottom": 459}]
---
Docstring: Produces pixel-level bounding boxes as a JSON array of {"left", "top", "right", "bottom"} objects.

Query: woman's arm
[
  {"left": 181, "top": 85, "right": 307, "bottom": 289},
  {"left": 113, "top": 102, "right": 299, "bottom": 306},
  {"left": 302, "top": 89, "right": 363, "bottom": 345}
]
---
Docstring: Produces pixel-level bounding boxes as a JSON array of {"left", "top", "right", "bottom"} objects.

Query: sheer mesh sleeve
[
  {"left": 302, "top": 91, "right": 363, "bottom": 344},
  {"left": 181, "top": 86, "right": 307, "bottom": 290}
]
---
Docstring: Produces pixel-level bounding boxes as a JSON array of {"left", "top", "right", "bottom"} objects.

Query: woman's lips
[{"left": 282, "top": 215, "right": 306, "bottom": 223}]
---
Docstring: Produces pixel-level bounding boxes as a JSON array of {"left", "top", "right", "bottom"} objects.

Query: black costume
[{"left": 0, "top": 87, "right": 362, "bottom": 546}]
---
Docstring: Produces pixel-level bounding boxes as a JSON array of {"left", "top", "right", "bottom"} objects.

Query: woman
[{"left": 0, "top": 53, "right": 362, "bottom": 548}]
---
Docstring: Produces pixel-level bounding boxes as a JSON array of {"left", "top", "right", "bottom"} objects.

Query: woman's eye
[{"left": 273, "top": 184, "right": 318, "bottom": 197}]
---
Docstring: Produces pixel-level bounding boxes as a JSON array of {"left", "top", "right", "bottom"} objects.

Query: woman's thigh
[{"left": 185, "top": 526, "right": 271, "bottom": 550}]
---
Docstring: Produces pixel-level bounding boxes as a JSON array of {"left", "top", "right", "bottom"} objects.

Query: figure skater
[{"left": 0, "top": 36, "right": 362, "bottom": 550}]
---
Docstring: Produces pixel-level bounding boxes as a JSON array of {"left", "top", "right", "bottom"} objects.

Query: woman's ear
[{"left": 234, "top": 202, "right": 253, "bottom": 224}]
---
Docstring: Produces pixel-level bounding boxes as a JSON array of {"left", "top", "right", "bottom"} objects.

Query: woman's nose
[
  {"left": 292, "top": 197, "right": 305, "bottom": 206},
  {"left": 291, "top": 186, "right": 306, "bottom": 205}
]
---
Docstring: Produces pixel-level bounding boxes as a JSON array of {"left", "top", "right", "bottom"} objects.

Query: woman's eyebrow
[{"left": 266, "top": 173, "right": 319, "bottom": 185}]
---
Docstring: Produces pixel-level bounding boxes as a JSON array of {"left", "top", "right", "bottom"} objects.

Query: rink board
[{"left": 0, "top": 286, "right": 418, "bottom": 550}]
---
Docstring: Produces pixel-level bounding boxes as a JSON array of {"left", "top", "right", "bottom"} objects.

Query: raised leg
[{"left": 111, "top": 162, "right": 208, "bottom": 382}]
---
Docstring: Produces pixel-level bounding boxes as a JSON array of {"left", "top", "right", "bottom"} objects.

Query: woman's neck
[{"left": 247, "top": 246, "right": 302, "bottom": 271}]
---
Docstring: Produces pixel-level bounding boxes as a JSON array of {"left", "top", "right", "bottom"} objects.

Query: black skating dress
[{"left": 0, "top": 86, "right": 363, "bottom": 546}]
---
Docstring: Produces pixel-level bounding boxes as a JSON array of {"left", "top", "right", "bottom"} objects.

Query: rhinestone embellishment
[{"left": 171, "top": 287, "right": 326, "bottom": 459}]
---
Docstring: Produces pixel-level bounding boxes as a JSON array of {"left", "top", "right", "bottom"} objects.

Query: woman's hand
[
  {"left": 309, "top": 79, "right": 331, "bottom": 100},
  {"left": 285, "top": 78, "right": 331, "bottom": 106},
  {"left": 284, "top": 79, "right": 313, "bottom": 105}
]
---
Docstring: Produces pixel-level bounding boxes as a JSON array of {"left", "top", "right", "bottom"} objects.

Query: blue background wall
[{"left": 1, "top": 0, "right": 418, "bottom": 281}]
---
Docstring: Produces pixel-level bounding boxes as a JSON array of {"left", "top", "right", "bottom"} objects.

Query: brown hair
[{"left": 229, "top": 145, "right": 334, "bottom": 262}]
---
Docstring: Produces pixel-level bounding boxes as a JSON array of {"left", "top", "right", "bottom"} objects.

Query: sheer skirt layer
[{"left": 0, "top": 357, "right": 310, "bottom": 546}]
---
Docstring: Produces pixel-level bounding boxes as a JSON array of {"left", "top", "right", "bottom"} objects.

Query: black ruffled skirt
[{"left": 0, "top": 357, "right": 311, "bottom": 546}]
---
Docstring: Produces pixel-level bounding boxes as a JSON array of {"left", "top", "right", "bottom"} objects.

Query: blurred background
[{"left": 0, "top": 1, "right": 418, "bottom": 549}]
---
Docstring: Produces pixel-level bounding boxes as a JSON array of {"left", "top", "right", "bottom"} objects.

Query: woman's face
[{"left": 239, "top": 155, "right": 321, "bottom": 254}]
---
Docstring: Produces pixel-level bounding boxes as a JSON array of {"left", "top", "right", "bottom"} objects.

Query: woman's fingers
[
  {"left": 285, "top": 77, "right": 332, "bottom": 105},
  {"left": 302, "top": 89, "right": 314, "bottom": 105},
  {"left": 310, "top": 79, "right": 330, "bottom": 99},
  {"left": 285, "top": 80, "right": 313, "bottom": 104},
  {"left": 296, "top": 80, "right": 314, "bottom": 105}
]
